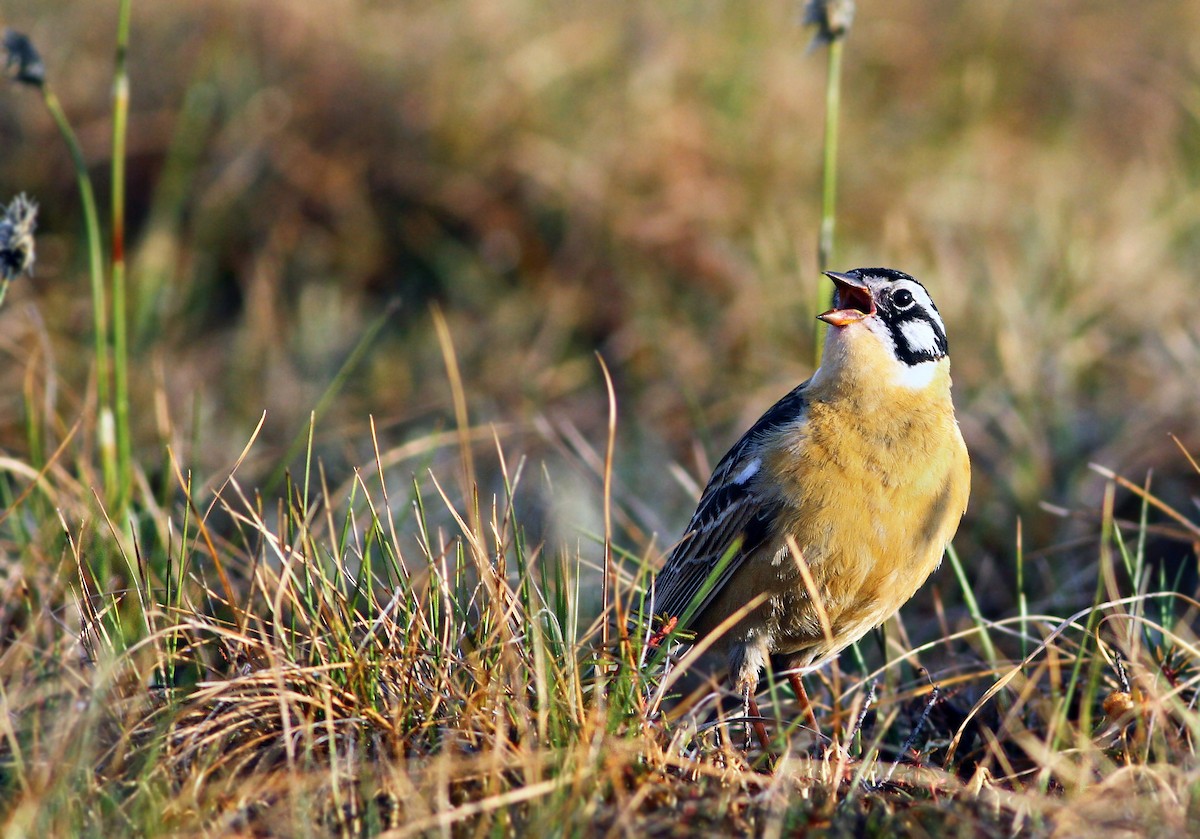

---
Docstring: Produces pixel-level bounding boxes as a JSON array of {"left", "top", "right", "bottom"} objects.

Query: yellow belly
[{"left": 697, "top": 376, "right": 970, "bottom": 671}]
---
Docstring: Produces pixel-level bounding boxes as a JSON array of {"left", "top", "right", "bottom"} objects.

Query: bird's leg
[
  {"left": 788, "top": 671, "right": 820, "bottom": 734},
  {"left": 743, "top": 687, "right": 772, "bottom": 752}
]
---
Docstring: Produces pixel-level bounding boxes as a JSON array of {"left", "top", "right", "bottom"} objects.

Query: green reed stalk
[
  {"left": 41, "top": 87, "right": 117, "bottom": 498},
  {"left": 813, "top": 38, "right": 842, "bottom": 365},
  {"left": 110, "top": 0, "right": 134, "bottom": 511},
  {"left": 947, "top": 542, "right": 998, "bottom": 669},
  {"left": 1055, "top": 482, "right": 1116, "bottom": 752},
  {"left": 7, "top": 29, "right": 118, "bottom": 499},
  {"left": 817, "top": 35, "right": 843, "bottom": 277},
  {"left": 808, "top": 1, "right": 853, "bottom": 365}
]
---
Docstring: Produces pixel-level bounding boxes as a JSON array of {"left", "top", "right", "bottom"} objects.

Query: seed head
[
  {"left": 802, "top": 0, "right": 856, "bottom": 49},
  {"left": 3, "top": 29, "right": 45, "bottom": 87},
  {"left": 0, "top": 194, "right": 38, "bottom": 282}
]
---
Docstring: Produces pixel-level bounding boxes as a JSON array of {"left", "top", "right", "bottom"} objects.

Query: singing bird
[{"left": 652, "top": 267, "right": 970, "bottom": 730}]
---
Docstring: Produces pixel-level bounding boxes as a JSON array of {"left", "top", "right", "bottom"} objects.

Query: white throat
[
  {"left": 814, "top": 321, "right": 946, "bottom": 391},
  {"left": 893, "top": 359, "right": 940, "bottom": 389}
]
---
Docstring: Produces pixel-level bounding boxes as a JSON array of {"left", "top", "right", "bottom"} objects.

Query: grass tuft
[{"left": 1, "top": 420, "right": 1199, "bottom": 834}]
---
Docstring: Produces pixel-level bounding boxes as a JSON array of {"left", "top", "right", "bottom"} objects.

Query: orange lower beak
[
  {"left": 817, "top": 271, "right": 875, "bottom": 326},
  {"left": 817, "top": 309, "right": 868, "bottom": 327}
]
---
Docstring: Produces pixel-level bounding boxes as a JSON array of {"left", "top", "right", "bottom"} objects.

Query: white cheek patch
[
  {"left": 731, "top": 457, "right": 761, "bottom": 485},
  {"left": 900, "top": 320, "right": 941, "bottom": 356}
]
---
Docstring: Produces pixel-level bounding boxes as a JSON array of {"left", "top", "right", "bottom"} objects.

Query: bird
[{"left": 651, "top": 267, "right": 970, "bottom": 740}]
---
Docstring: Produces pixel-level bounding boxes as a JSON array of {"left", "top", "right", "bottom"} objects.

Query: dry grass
[
  {"left": 2, "top": 427, "right": 1199, "bottom": 836},
  {"left": 1, "top": 0, "right": 1200, "bottom": 835}
]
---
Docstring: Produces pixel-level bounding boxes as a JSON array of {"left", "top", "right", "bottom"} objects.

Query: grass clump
[{"left": 1, "top": 412, "right": 1199, "bottom": 836}]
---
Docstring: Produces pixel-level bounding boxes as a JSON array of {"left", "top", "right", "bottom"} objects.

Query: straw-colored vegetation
[{"left": 1, "top": 0, "right": 1199, "bottom": 835}]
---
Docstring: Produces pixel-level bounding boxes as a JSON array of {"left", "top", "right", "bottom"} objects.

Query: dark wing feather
[{"left": 652, "top": 382, "right": 810, "bottom": 624}]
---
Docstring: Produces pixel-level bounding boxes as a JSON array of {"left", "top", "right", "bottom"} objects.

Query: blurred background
[{"left": 1, "top": 0, "right": 1198, "bottom": 627}]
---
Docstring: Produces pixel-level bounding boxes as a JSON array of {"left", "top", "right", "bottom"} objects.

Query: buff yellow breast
[{"left": 698, "top": 321, "right": 970, "bottom": 672}]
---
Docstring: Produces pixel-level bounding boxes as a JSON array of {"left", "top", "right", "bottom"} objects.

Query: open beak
[{"left": 817, "top": 271, "right": 875, "bottom": 327}]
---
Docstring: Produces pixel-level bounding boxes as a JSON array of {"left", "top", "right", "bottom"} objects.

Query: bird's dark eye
[{"left": 892, "top": 288, "right": 915, "bottom": 309}]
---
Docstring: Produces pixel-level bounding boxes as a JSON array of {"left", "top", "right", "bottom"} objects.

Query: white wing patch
[{"left": 731, "top": 457, "right": 761, "bottom": 485}]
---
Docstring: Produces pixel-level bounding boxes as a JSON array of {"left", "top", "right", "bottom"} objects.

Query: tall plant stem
[
  {"left": 111, "top": 0, "right": 134, "bottom": 511},
  {"left": 814, "top": 36, "right": 844, "bottom": 365},
  {"left": 41, "top": 87, "right": 116, "bottom": 498}
]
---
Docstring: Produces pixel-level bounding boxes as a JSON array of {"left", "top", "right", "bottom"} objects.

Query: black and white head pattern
[
  {"left": 830, "top": 268, "right": 940, "bottom": 364},
  {"left": 853, "top": 268, "right": 948, "bottom": 365},
  {"left": 817, "top": 267, "right": 951, "bottom": 390}
]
